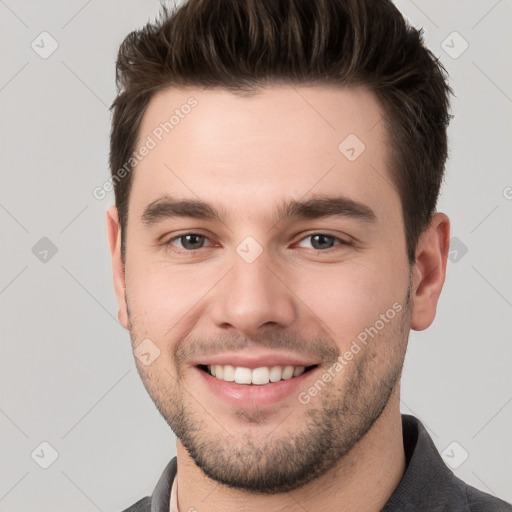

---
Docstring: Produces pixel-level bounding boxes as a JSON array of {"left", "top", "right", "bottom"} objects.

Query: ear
[
  {"left": 410, "top": 213, "right": 450, "bottom": 331},
  {"left": 106, "top": 205, "right": 129, "bottom": 329}
]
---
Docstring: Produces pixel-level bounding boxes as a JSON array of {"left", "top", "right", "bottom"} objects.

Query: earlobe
[
  {"left": 106, "top": 205, "right": 129, "bottom": 329},
  {"left": 410, "top": 213, "right": 450, "bottom": 331}
]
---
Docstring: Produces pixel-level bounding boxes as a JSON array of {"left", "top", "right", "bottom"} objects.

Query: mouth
[
  {"left": 195, "top": 359, "right": 323, "bottom": 408},
  {"left": 197, "top": 364, "right": 319, "bottom": 385}
]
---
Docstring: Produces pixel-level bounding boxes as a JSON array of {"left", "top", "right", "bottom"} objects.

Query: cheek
[
  {"left": 297, "top": 260, "right": 408, "bottom": 344},
  {"left": 125, "top": 265, "right": 184, "bottom": 381},
  {"left": 124, "top": 258, "right": 220, "bottom": 336}
]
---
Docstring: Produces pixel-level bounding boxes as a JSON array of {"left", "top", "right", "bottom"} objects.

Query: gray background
[{"left": 0, "top": 0, "right": 511, "bottom": 510}]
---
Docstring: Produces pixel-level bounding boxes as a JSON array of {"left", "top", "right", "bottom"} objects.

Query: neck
[{"left": 175, "top": 397, "right": 405, "bottom": 512}]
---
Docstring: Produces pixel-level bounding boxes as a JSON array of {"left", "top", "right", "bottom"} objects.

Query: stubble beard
[{"left": 128, "top": 289, "right": 412, "bottom": 494}]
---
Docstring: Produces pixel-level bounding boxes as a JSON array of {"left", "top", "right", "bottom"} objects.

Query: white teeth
[
  {"left": 282, "top": 366, "right": 294, "bottom": 380},
  {"left": 293, "top": 366, "right": 305, "bottom": 377},
  {"left": 222, "top": 364, "right": 235, "bottom": 382},
  {"left": 234, "top": 367, "right": 252, "bottom": 384},
  {"left": 206, "top": 364, "right": 310, "bottom": 385},
  {"left": 251, "top": 367, "right": 270, "bottom": 385},
  {"left": 269, "top": 366, "right": 282, "bottom": 382}
]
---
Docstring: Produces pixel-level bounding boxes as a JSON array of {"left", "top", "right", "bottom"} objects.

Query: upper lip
[{"left": 193, "top": 351, "right": 319, "bottom": 369}]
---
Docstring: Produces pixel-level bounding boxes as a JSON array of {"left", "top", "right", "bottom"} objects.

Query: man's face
[{"left": 113, "top": 85, "right": 414, "bottom": 492}]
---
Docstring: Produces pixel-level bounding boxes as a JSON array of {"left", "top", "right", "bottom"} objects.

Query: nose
[{"left": 209, "top": 250, "right": 297, "bottom": 338}]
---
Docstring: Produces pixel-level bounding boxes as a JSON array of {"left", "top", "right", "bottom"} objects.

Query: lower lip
[{"left": 195, "top": 366, "right": 320, "bottom": 408}]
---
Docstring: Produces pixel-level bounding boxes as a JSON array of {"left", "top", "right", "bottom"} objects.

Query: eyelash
[{"left": 164, "top": 232, "right": 351, "bottom": 254}]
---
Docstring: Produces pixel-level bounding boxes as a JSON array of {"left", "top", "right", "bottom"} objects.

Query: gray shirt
[{"left": 121, "top": 414, "right": 512, "bottom": 511}]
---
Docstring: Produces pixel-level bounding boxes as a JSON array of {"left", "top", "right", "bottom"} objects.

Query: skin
[{"left": 107, "top": 85, "right": 450, "bottom": 511}]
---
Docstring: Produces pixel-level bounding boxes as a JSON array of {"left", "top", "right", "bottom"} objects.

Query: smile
[{"left": 199, "top": 364, "right": 318, "bottom": 385}]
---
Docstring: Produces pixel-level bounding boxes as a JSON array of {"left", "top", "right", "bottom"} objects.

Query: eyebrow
[{"left": 141, "top": 194, "right": 376, "bottom": 226}]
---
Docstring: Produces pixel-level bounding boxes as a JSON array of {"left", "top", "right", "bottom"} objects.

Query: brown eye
[{"left": 169, "top": 233, "right": 211, "bottom": 251}]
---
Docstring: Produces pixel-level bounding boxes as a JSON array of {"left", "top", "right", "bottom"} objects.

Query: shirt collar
[
  {"left": 382, "top": 414, "right": 467, "bottom": 510},
  {"left": 150, "top": 456, "right": 176, "bottom": 512}
]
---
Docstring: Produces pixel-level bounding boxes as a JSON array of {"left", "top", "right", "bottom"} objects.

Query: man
[{"left": 106, "top": 0, "right": 512, "bottom": 510}]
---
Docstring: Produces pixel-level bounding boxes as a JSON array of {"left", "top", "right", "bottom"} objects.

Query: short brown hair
[{"left": 110, "top": 0, "right": 452, "bottom": 262}]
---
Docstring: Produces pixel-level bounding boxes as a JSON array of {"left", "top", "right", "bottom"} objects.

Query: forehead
[{"left": 130, "top": 85, "right": 398, "bottom": 223}]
